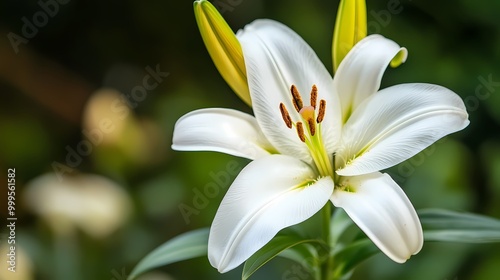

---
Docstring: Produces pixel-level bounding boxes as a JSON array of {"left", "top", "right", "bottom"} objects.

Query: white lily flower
[{"left": 172, "top": 19, "right": 469, "bottom": 272}]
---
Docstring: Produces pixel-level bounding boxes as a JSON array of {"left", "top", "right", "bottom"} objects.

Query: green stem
[{"left": 321, "top": 203, "right": 332, "bottom": 280}]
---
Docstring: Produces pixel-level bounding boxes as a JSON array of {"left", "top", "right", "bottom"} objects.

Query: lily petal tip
[{"left": 390, "top": 47, "right": 408, "bottom": 68}]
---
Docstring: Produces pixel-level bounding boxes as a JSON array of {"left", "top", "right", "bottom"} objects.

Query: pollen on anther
[
  {"left": 307, "top": 118, "right": 316, "bottom": 136},
  {"left": 310, "top": 85, "right": 318, "bottom": 109},
  {"left": 291, "top": 85, "right": 303, "bottom": 112},
  {"left": 317, "top": 100, "right": 326, "bottom": 123},
  {"left": 296, "top": 122, "right": 306, "bottom": 142},
  {"left": 279, "top": 103, "right": 293, "bottom": 129}
]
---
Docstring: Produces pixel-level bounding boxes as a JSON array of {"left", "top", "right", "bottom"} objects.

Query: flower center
[{"left": 280, "top": 85, "right": 334, "bottom": 178}]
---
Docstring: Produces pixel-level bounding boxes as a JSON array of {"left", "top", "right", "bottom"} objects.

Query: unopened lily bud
[
  {"left": 194, "top": 0, "right": 251, "bottom": 106},
  {"left": 333, "top": 0, "right": 367, "bottom": 72}
]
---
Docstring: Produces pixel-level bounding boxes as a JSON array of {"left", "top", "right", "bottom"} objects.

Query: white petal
[
  {"left": 172, "top": 108, "right": 274, "bottom": 160},
  {"left": 237, "top": 19, "right": 341, "bottom": 162},
  {"left": 336, "top": 83, "right": 469, "bottom": 176},
  {"left": 334, "top": 35, "right": 407, "bottom": 123},
  {"left": 209, "top": 155, "right": 333, "bottom": 272},
  {"left": 331, "top": 172, "right": 423, "bottom": 263}
]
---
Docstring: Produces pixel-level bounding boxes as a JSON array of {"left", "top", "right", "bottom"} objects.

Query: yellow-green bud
[
  {"left": 194, "top": 0, "right": 251, "bottom": 106},
  {"left": 332, "top": 0, "right": 367, "bottom": 72}
]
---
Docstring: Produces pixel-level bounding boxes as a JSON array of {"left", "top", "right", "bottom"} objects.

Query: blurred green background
[{"left": 0, "top": 0, "right": 499, "bottom": 279}]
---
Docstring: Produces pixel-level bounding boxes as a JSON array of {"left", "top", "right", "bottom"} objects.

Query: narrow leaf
[
  {"left": 332, "top": 239, "right": 379, "bottom": 276},
  {"left": 419, "top": 208, "right": 500, "bottom": 243},
  {"left": 242, "top": 234, "right": 324, "bottom": 280},
  {"left": 128, "top": 228, "right": 209, "bottom": 280}
]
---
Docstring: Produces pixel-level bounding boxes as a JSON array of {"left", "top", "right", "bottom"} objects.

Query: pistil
[{"left": 279, "top": 84, "right": 334, "bottom": 177}]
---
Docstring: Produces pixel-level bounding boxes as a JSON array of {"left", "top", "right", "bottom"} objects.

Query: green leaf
[
  {"left": 331, "top": 238, "right": 379, "bottom": 277},
  {"left": 419, "top": 208, "right": 500, "bottom": 243},
  {"left": 127, "top": 228, "right": 209, "bottom": 280},
  {"left": 242, "top": 234, "right": 324, "bottom": 280},
  {"left": 279, "top": 243, "right": 321, "bottom": 280},
  {"left": 330, "top": 208, "right": 355, "bottom": 247}
]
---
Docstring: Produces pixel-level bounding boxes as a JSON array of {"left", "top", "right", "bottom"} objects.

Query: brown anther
[
  {"left": 307, "top": 118, "right": 316, "bottom": 136},
  {"left": 317, "top": 100, "right": 326, "bottom": 123},
  {"left": 291, "top": 85, "right": 303, "bottom": 112},
  {"left": 279, "top": 103, "right": 293, "bottom": 129},
  {"left": 296, "top": 122, "right": 306, "bottom": 142},
  {"left": 310, "top": 85, "right": 318, "bottom": 109}
]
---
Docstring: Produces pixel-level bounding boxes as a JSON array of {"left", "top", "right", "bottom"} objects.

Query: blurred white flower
[
  {"left": 82, "top": 88, "right": 131, "bottom": 145},
  {"left": 82, "top": 88, "right": 167, "bottom": 165},
  {"left": 0, "top": 244, "right": 33, "bottom": 280},
  {"left": 24, "top": 173, "right": 132, "bottom": 238}
]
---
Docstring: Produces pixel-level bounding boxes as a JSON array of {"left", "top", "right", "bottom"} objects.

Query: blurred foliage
[{"left": 0, "top": 0, "right": 499, "bottom": 279}]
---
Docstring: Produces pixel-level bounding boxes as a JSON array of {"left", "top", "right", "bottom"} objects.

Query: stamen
[
  {"left": 310, "top": 85, "right": 317, "bottom": 109},
  {"left": 317, "top": 100, "right": 326, "bottom": 123},
  {"left": 291, "top": 85, "right": 303, "bottom": 112},
  {"left": 279, "top": 103, "right": 293, "bottom": 129},
  {"left": 296, "top": 122, "right": 306, "bottom": 142},
  {"left": 277, "top": 84, "right": 333, "bottom": 177},
  {"left": 308, "top": 118, "right": 316, "bottom": 136}
]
